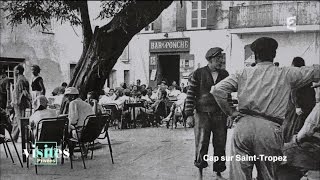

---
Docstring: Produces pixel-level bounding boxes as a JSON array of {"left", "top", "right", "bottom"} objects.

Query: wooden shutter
[
  {"left": 207, "top": 1, "right": 219, "bottom": 29},
  {"left": 153, "top": 15, "right": 162, "bottom": 33},
  {"left": 176, "top": 1, "right": 186, "bottom": 31}
]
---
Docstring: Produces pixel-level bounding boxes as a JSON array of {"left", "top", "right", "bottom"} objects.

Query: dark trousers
[
  {"left": 12, "top": 105, "right": 26, "bottom": 141},
  {"left": 0, "top": 108, "right": 6, "bottom": 136},
  {"left": 194, "top": 111, "right": 227, "bottom": 173}
]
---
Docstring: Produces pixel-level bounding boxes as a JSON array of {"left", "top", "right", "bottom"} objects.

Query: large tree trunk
[{"left": 69, "top": 1, "right": 173, "bottom": 99}]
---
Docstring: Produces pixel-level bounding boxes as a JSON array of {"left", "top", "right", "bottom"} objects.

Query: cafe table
[{"left": 125, "top": 101, "right": 144, "bottom": 128}]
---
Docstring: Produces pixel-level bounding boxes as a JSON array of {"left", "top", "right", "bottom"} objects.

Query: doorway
[{"left": 158, "top": 55, "right": 180, "bottom": 86}]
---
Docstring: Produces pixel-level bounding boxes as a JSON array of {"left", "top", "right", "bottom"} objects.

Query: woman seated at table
[
  {"left": 168, "top": 85, "right": 181, "bottom": 97},
  {"left": 29, "top": 95, "right": 57, "bottom": 141},
  {"left": 142, "top": 90, "right": 169, "bottom": 123},
  {"left": 86, "top": 91, "right": 104, "bottom": 115},
  {"left": 131, "top": 85, "right": 141, "bottom": 99},
  {"left": 141, "top": 89, "right": 152, "bottom": 104},
  {"left": 162, "top": 87, "right": 187, "bottom": 128},
  {"left": 98, "top": 88, "right": 116, "bottom": 105},
  {"left": 112, "top": 88, "right": 130, "bottom": 109}
]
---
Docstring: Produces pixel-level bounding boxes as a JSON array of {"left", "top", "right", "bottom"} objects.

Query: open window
[{"left": 0, "top": 57, "right": 25, "bottom": 84}]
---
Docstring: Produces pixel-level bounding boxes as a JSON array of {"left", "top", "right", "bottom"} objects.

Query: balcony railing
[{"left": 229, "top": 1, "right": 320, "bottom": 29}]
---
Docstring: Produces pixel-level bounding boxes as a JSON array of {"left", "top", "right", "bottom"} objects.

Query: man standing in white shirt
[{"left": 211, "top": 37, "right": 320, "bottom": 180}]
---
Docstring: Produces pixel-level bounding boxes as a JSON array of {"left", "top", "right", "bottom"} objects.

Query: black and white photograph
[{"left": 0, "top": 1, "right": 319, "bottom": 180}]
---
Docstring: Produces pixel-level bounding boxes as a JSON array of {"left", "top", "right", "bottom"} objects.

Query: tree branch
[
  {"left": 78, "top": 1, "right": 93, "bottom": 54},
  {"left": 70, "top": 0, "right": 173, "bottom": 98}
]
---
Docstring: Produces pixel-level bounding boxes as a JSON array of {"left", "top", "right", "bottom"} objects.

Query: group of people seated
[
  {"left": 29, "top": 87, "right": 104, "bottom": 158},
  {"left": 26, "top": 79, "right": 188, "bottom": 158},
  {"left": 97, "top": 80, "right": 188, "bottom": 128}
]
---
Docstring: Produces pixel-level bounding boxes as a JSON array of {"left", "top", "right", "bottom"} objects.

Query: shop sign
[
  {"left": 150, "top": 56, "right": 157, "bottom": 65},
  {"left": 149, "top": 38, "right": 190, "bottom": 52}
]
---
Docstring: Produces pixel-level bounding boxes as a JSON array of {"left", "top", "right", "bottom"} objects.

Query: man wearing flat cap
[
  {"left": 185, "top": 47, "right": 229, "bottom": 179},
  {"left": 210, "top": 37, "right": 320, "bottom": 180},
  {"left": 64, "top": 87, "right": 94, "bottom": 159}
]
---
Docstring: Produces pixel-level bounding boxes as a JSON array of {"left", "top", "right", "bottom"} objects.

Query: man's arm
[
  {"left": 39, "top": 77, "right": 46, "bottom": 95},
  {"left": 297, "top": 82, "right": 320, "bottom": 142},
  {"left": 184, "top": 71, "right": 199, "bottom": 117},
  {"left": 291, "top": 89, "right": 304, "bottom": 115},
  {"left": 210, "top": 73, "right": 239, "bottom": 117},
  {"left": 289, "top": 65, "right": 320, "bottom": 89}
]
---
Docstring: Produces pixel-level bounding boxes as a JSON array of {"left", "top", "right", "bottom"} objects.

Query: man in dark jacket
[
  {"left": 0, "top": 66, "right": 11, "bottom": 136},
  {"left": 185, "top": 47, "right": 229, "bottom": 180}
]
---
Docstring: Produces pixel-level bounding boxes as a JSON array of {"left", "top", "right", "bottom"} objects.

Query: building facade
[
  {"left": 113, "top": 1, "right": 320, "bottom": 89},
  {"left": 1, "top": 1, "right": 319, "bottom": 93}
]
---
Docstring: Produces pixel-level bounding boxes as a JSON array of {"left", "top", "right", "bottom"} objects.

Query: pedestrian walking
[
  {"left": 210, "top": 37, "right": 320, "bottom": 180},
  {"left": 185, "top": 47, "right": 229, "bottom": 180},
  {"left": 11, "top": 64, "right": 31, "bottom": 142}
]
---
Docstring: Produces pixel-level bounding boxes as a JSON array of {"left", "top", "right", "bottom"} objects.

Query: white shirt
[
  {"left": 141, "top": 95, "right": 152, "bottom": 103},
  {"left": 169, "top": 89, "right": 181, "bottom": 97},
  {"left": 176, "top": 93, "right": 187, "bottom": 107},
  {"left": 211, "top": 71, "right": 218, "bottom": 83},
  {"left": 68, "top": 98, "right": 94, "bottom": 127},
  {"left": 212, "top": 62, "right": 320, "bottom": 119},
  {"left": 99, "top": 94, "right": 117, "bottom": 105},
  {"left": 29, "top": 109, "right": 58, "bottom": 137}
]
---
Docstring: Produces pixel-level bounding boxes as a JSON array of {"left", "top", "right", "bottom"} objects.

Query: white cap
[{"left": 64, "top": 87, "right": 79, "bottom": 95}]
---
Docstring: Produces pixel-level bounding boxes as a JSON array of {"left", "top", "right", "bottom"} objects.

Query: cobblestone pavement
[{"left": 3, "top": 125, "right": 319, "bottom": 180}]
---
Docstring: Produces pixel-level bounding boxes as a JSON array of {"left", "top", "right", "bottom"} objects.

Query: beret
[
  {"left": 205, "top": 47, "right": 223, "bottom": 60},
  {"left": 250, "top": 37, "right": 278, "bottom": 53}
]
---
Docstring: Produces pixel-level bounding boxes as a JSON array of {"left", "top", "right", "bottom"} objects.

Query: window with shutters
[
  {"left": 0, "top": 58, "right": 24, "bottom": 84},
  {"left": 186, "top": 1, "right": 207, "bottom": 29}
]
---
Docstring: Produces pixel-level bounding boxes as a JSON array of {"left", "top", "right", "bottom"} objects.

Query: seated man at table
[
  {"left": 113, "top": 88, "right": 126, "bottom": 109},
  {"left": 29, "top": 95, "right": 57, "bottom": 141},
  {"left": 150, "top": 86, "right": 160, "bottom": 101},
  {"left": 86, "top": 91, "right": 104, "bottom": 115},
  {"left": 65, "top": 87, "right": 94, "bottom": 158},
  {"left": 142, "top": 90, "right": 169, "bottom": 125},
  {"left": 64, "top": 87, "right": 93, "bottom": 139}
]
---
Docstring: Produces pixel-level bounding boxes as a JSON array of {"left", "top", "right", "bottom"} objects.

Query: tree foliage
[
  {"left": 1, "top": 0, "right": 173, "bottom": 99},
  {"left": 1, "top": 0, "right": 134, "bottom": 31}
]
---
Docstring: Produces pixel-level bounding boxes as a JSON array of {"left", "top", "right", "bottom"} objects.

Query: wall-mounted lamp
[{"left": 164, "top": 32, "right": 168, "bottom": 38}]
